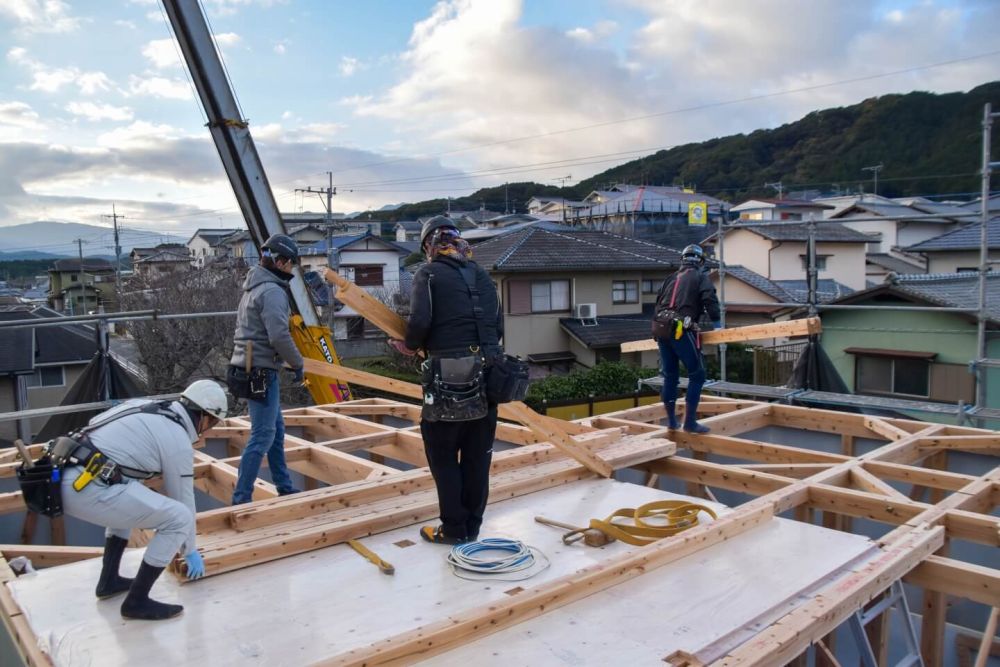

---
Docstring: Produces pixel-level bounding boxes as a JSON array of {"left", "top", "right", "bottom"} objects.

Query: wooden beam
[
  {"left": 864, "top": 417, "right": 913, "bottom": 442},
  {"left": 620, "top": 317, "right": 822, "bottom": 353},
  {"left": 675, "top": 431, "right": 849, "bottom": 465},
  {"left": 904, "top": 555, "right": 1000, "bottom": 607},
  {"left": 0, "top": 544, "right": 103, "bottom": 568},
  {"left": 850, "top": 467, "right": 910, "bottom": 502}
]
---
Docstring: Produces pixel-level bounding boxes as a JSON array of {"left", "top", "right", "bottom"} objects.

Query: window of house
[
  {"left": 70, "top": 274, "right": 78, "bottom": 282},
  {"left": 780, "top": 212, "right": 802, "bottom": 221},
  {"left": 642, "top": 279, "right": 661, "bottom": 294},
  {"left": 612, "top": 280, "right": 639, "bottom": 304},
  {"left": 354, "top": 265, "right": 384, "bottom": 287},
  {"left": 853, "top": 353, "right": 930, "bottom": 398},
  {"left": 799, "top": 255, "right": 829, "bottom": 270},
  {"left": 507, "top": 280, "right": 570, "bottom": 314},
  {"left": 25, "top": 366, "right": 64, "bottom": 388}
]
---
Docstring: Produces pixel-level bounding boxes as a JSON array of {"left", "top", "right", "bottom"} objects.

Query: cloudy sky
[{"left": 1, "top": 0, "right": 998, "bottom": 250}]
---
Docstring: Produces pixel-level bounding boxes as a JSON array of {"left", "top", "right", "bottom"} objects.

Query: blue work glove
[
  {"left": 291, "top": 366, "right": 305, "bottom": 384},
  {"left": 184, "top": 550, "right": 205, "bottom": 580},
  {"left": 711, "top": 320, "right": 722, "bottom": 331}
]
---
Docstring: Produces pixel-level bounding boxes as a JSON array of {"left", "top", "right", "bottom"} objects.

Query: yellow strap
[{"left": 565, "top": 500, "right": 718, "bottom": 547}]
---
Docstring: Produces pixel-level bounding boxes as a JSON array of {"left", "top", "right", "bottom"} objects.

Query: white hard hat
[{"left": 180, "top": 380, "right": 228, "bottom": 420}]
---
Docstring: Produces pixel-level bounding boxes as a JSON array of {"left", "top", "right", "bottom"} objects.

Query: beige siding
[
  {"left": 768, "top": 241, "right": 867, "bottom": 290},
  {"left": 926, "top": 250, "right": 1000, "bottom": 274},
  {"left": 713, "top": 230, "right": 771, "bottom": 276}
]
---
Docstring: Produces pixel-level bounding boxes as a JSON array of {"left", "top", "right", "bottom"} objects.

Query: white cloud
[
  {"left": 66, "top": 102, "right": 134, "bottom": 122},
  {"left": 214, "top": 32, "right": 242, "bottom": 48},
  {"left": 566, "top": 19, "right": 618, "bottom": 43},
  {"left": 127, "top": 75, "right": 192, "bottom": 100},
  {"left": 114, "top": 19, "right": 137, "bottom": 29},
  {"left": 339, "top": 56, "right": 361, "bottom": 77},
  {"left": 7, "top": 47, "right": 113, "bottom": 95},
  {"left": 0, "top": 0, "right": 81, "bottom": 34},
  {"left": 96, "top": 121, "right": 186, "bottom": 148},
  {"left": 0, "top": 101, "right": 44, "bottom": 140},
  {"left": 274, "top": 41, "right": 287, "bottom": 55},
  {"left": 142, "top": 38, "right": 180, "bottom": 69}
]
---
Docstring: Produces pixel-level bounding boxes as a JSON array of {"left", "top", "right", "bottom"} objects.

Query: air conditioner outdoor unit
[{"left": 575, "top": 303, "right": 597, "bottom": 320}]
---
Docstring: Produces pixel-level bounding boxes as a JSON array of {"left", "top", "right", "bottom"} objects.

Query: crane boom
[{"left": 162, "top": 0, "right": 349, "bottom": 402}]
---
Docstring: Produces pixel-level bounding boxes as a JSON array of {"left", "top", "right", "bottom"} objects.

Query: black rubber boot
[
  {"left": 95, "top": 536, "right": 133, "bottom": 599},
  {"left": 120, "top": 561, "right": 183, "bottom": 621}
]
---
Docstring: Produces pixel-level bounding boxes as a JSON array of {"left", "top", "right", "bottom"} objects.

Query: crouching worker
[{"left": 56, "top": 380, "right": 227, "bottom": 620}]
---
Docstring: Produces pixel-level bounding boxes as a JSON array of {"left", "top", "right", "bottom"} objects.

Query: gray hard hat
[
  {"left": 262, "top": 233, "right": 298, "bottom": 261},
  {"left": 420, "top": 216, "right": 458, "bottom": 247}
]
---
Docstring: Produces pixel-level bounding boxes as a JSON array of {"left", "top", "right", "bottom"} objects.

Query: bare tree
[{"left": 120, "top": 263, "right": 244, "bottom": 394}]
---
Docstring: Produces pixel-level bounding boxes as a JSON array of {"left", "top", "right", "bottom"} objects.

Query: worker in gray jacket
[
  {"left": 59, "top": 380, "right": 228, "bottom": 621},
  {"left": 228, "top": 233, "right": 305, "bottom": 504}
]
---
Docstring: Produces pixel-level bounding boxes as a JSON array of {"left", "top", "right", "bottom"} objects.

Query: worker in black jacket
[
  {"left": 654, "top": 244, "right": 721, "bottom": 433},
  {"left": 390, "top": 216, "right": 502, "bottom": 544}
]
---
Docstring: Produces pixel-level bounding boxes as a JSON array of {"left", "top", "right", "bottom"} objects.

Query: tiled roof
[
  {"left": 904, "top": 218, "right": 1000, "bottom": 252},
  {"left": 719, "top": 265, "right": 791, "bottom": 301},
  {"left": 135, "top": 249, "right": 190, "bottom": 264},
  {"left": 463, "top": 219, "right": 579, "bottom": 242},
  {"left": 866, "top": 253, "right": 926, "bottom": 274},
  {"left": 0, "top": 325, "right": 33, "bottom": 373},
  {"left": 731, "top": 198, "right": 834, "bottom": 211},
  {"left": 834, "top": 272, "right": 1000, "bottom": 323},
  {"left": 726, "top": 222, "right": 875, "bottom": 243},
  {"left": 774, "top": 279, "right": 854, "bottom": 303},
  {"left": 471, "top": 228, "right": 682, "bottom": 273},
  {"left": 51, "top": 258, "right": 114, "bottom": 272},
  {"left": 560, "top": 313, "right": 652, "bottom": 348}
]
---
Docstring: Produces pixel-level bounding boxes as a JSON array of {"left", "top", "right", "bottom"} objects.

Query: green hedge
[{"left": 524, "top": 361, "right": 659, "bottom": 409}]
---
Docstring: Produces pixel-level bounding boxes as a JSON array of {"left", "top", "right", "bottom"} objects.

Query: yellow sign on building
[{"left": 688, "top": 201, "right": 707, "bottom": 226}]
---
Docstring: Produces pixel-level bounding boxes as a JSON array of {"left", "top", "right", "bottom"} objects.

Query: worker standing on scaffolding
[
  {"left": 56, "top": 380, "right": 227, "bottom": 620},
  {"left": 389, "top": 216, "right": 502, "bottom": 545},
  {"left": 653, "top": 244, "right": 721, "bottom": 433},
  {"left": 228, "top": 233, "right": 305, "bottom": 505}
]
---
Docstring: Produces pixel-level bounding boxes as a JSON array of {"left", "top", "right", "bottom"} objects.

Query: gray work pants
[{"left": 61, "top": 467, "right": 194, "bottom": 568}]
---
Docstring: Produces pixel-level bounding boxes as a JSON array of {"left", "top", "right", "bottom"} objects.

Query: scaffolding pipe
[
  {"left": 976, "top": 102, "right": 998, "bottom": 416},
  {"left": 723, "top": 302, "right": 979, "bottom": 313},
  {"left": 0, "top": 310, "right": 236, "bottom": 330}
]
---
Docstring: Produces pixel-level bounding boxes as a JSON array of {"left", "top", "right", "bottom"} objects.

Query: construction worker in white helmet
[{"left": 56, "top": 379, "right": 228, "bottom": 620}]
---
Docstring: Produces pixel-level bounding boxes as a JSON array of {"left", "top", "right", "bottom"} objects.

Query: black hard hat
[
  {"left": 420, "top": 216, "right": 458, "bottom": 247},
  {"left": 262, "top": 233, "right": 298, "bottom": 261},
  {"left": 681, "top": 244, "right": 705, "bottom": 263}
]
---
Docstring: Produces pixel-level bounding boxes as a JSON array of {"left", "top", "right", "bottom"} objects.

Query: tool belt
[
  {"left": 49, "top": 434, "right": 155, "bottom": 491},
  {"left": 421, "top": 348, "right": 488, "bottom": 422},
  {"left": 16, "top": 453, "right": 63, "bottom": 518},
  {"left": 227, "top": 365, "right": 269, "bottom": 401}
]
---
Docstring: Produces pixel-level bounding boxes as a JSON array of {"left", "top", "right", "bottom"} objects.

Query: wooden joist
[{"left": 619, "top": 317, "right": 822, "bottom": 353}]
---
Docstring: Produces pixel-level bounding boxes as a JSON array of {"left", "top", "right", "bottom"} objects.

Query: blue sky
[{"left": 0, "top": 0, "right": 998, "bottom": 248}]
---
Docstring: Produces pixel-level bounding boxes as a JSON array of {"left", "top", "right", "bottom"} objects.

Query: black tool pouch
[
  {"left": 422, "top": 354, "right": 488, "bottom": 422},
  {"left": 16, "top": 453, "right": 64, "bottom": 518},
  {"left": 485, "top": 354, "right": 530, "bottom": 404},
  {"left": 227, "top": 365, "right": 251, "bottom": 399},
  {"left": 651, "top": 306, "right": 678, "bottom": 339}
]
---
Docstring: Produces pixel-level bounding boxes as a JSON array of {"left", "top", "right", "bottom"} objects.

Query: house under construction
[{"left": 0, "top": 381, "right": 998, "bottom": 666}]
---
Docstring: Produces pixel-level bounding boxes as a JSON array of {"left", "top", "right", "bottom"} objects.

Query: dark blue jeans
[
  {"left": 232, "top": 369, "right": 296, "bottom": 504},
  {"left": 657, "top": 331, "right": 705, "bottom": 425}
]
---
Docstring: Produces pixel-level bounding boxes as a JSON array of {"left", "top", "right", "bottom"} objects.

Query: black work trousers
[{"left": 420, "top": 405, "right": 498, "bottom": 540}]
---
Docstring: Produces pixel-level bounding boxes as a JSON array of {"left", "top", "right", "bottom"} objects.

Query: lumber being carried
[
  {"left": 620, "top": 317, "right": 822, "bottom": 353},
  {"left": 322, "top": 270, "right": 613, "bottom": 477}
]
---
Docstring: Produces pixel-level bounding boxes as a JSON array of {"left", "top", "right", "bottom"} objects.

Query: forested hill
[{"left": 378, "top": 82, "right": 999, "bottom": 221}]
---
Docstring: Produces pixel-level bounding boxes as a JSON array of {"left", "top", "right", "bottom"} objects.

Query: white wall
[{"left": 836, "top": 217, "right": 894, "bottom": 253}]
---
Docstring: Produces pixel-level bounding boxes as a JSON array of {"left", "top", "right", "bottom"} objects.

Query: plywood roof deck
[{"left": 0, "top": 395, "right": 997, "bottom": 666}]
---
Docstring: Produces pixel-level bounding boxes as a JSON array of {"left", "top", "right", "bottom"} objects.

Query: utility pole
[
  {"left": 861, "top": 163, "right": 883, "bottom": 196},
  {"left": 764, "top": 181, "right": 784, "bottom": 199},
  {"left": 73, "top": 237, "right": 87, "bottom": 315},
  {"left": 554, "top": 174, "right": 572, "bottom": 223},
  {"left": 102, "top": 203, "right": 124, "bottom": 304},
  {"left": 504, "top": 182, "right": 510, "bottom": 215},
  {"left": 296, "top": 170, "right": 336, "bottom": 231}
]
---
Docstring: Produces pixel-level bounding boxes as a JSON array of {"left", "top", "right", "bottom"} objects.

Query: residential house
[
  {"left": 463, "top": 218, "right": 577, "bottom": 243},
  {"left": 187, "top": 228, "right": 240, "bottom": 268},
  {"left": 393, "top": 221, "right": 422, "bottom": 243},
  {"left": 301, "top": 233, "right": 411, "bottom": 340},
  {"left": 47, "top": 258, "right": 116, "bottom": 314},
  {"left": 702, "top": 221, "right": 874, "bottom": 291},
  {"left": 130, "top": 243, "right": 191, "bottom": 279},
  {"left": 525, "top": 197, "right": 587, "bottom": 218},
  {"left": 904, "top": 218, "right": 1000, "bottom": 274},
  {"left": 281, "top": 212, "right": 381, "bottom": 237},
  {"left": 819, "top": 273, "right": 1000, "bottom": 418},
  {"left": 821, "top": 194, "right": 967, "bottom": 254},
  {"left": 0, "top": 305, "right": 97, "bottom": 443},
  {"left": 471, "top": 227, "right": 682, "bottom": 370},
  {"left": 730, "top": 198, "right": 833, "bottom": 222},
  {"left": 564, "top": 184, "right": 727, "bottom": 247}
]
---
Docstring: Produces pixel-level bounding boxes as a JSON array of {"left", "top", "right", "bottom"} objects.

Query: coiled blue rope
[{"left": 447, "top": 538, "right": 550, "bottom": 581}]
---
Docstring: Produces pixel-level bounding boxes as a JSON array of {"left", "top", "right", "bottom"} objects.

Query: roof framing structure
[{"left": 0, "top": 375, "right": 997, "bottom": 665}]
